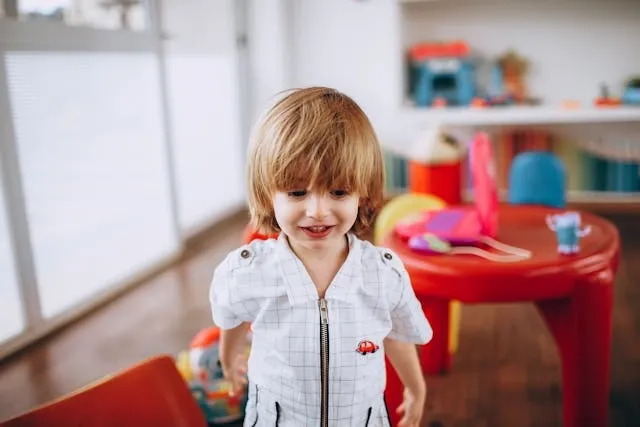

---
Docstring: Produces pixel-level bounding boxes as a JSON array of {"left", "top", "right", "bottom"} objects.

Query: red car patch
[{"left": 356, "top": 339, "right": 379, "bottom": 355}]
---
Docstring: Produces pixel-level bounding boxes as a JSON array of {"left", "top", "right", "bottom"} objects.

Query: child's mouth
[{"left": 300, "top": 225, "right": 335, "bottom": 238}]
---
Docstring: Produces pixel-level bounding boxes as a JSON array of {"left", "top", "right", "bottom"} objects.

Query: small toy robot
[{"left": 546, "top": 211, "right": 591, "bottom": 254}]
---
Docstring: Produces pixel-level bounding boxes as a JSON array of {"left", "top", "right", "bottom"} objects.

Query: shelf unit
[
  {"left": 291, "top": 0, "right": 639, "bottom": 208},
  {"left": 400, "top": 105, "right": 640, "bottom": 127},
  {"left": 394, "top": 0, "right": 640, "bottom": 209}
]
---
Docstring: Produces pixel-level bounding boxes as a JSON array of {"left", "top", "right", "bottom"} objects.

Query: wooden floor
[{"left": 0, "top": 212, "right": 638, "bottom": 426}]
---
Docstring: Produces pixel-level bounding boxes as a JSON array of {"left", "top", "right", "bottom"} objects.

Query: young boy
[{"left": 210, "top": 87, "right": 432, "bottom": 426}]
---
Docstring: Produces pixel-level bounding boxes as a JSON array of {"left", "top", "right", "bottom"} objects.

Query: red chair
[
  {"left": 0, "top": 355, "right": 207, "bottom": 427},
  {"left": 242, "top": 224, "right": 279, "bottom": 244}
]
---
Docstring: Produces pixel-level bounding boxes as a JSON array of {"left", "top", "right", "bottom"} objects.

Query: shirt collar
[{"left": 275, "top": 232, "right": 364, "bottom": 305}]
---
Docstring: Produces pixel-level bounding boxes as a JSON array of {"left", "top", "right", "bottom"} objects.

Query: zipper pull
[{"left": 319, "top": 299, "right": 329, "bottom": 325}]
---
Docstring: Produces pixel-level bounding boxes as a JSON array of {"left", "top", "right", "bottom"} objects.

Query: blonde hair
[{"left": 246, "top": 87, "right": 385, "bottom": 237}]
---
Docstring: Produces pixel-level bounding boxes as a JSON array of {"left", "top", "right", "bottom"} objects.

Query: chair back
[
  {"left": 508, "top": 151, "right": 566, "bottom": 208},
  {"left": 0, "top": 355, "right": 207, "bottom": 427}
]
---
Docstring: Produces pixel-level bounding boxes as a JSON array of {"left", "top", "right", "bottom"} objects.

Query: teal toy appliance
[
  {"left": 622, "top": 77, "right": 640, "bottom": 105},
  {"left": 409, "top": 41, "right": 476, "bottom": 107}
]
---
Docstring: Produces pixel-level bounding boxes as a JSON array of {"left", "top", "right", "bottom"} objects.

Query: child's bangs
[
  {"left": 270, "top": 136, "right": 370, "bottom": 196},
  {"left": 271, "top": 152, "right": 320, "bottom": 191}
]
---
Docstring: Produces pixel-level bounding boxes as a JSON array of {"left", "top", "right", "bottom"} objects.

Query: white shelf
[
  {"left": 400, "top": 105, "right": 640, "bottom": 128},
  {"left": 565, "top": 190, "right": 640, "bottom": 204},
  {"left": 463, "top": 189, "right": 640, "bottom": 204}
]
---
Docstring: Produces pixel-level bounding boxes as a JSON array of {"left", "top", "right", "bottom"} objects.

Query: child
[{"left": 210, "top": 87, "right": 432, "bottom": 427}]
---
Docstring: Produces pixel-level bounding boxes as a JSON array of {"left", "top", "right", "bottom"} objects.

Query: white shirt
[{"left": 210, "top": 233, "right": 432, "bottom": 426}]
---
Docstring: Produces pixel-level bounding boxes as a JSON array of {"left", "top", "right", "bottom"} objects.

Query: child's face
[{"left": 272, "top": 188, "right": 359, "bottom": 253}]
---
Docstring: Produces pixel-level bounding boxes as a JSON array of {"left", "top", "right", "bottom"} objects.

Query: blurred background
[{"left": 0, "top": 0, "right": 639, "bottom": 426}]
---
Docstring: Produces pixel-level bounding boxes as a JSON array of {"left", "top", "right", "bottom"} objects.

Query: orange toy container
[{"left": 408, "top": 160, "right": 462, "bottom": 205}]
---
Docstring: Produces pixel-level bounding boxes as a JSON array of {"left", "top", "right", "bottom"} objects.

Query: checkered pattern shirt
[{"left": 210, "top": 233, "right": 432, "bottom": 426}]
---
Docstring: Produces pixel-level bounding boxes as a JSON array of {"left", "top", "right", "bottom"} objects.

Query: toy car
[{"left": 356, "top": 340, "right": 379, "bottom": 355}]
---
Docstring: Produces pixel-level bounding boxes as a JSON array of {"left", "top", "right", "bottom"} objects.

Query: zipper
[
  {"left": 364, "top": 406, "right": 372, "bottom": 426},
  {"left": 319, "top": 298, "right": 329, "bottom": 427},
  {"left": 251, "top": 385, "right": 259, "bottom": 427},
  {"left": 383, "top": 396, "right": 392, "bottom": 426}
]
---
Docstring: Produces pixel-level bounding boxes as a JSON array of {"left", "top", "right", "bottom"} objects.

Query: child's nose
[{"left": 305, "top": 194, "right": 330, "bottom": 219}]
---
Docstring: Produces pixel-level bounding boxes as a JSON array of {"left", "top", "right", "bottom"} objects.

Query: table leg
[
  {"left": 536, "top": 268, "right": 614, "bottom": 427},
  {"left": 419, "top": 297, "right": 451, "bottom": 375}
]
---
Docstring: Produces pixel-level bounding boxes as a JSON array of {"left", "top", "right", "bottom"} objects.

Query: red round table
[{"left": 383, "top": 204, "right": 620, "bottom": 427}]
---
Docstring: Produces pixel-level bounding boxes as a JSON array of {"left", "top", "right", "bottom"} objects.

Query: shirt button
[
  {"left": 384, "top": 252, "right": 393, "bottom": 260},
  {"left": 240, "top": 249, "right": 250, "bottom": 258}
]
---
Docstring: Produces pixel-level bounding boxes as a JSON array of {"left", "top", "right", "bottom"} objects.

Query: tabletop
[{"left": 382, "top": 204, "right": 620, "bottom": 303}]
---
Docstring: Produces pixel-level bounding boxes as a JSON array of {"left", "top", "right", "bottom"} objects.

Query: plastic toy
[
  {"left": 508, "top": 151, "right": 567, "bottom": 209},
  {"left": 471, "top": 97, "right": 488, "bottom": 108},
  {"left": 485, "top": 62, "right": 513, "bottom": 106},
  {"left": 594, "top": 83, "right": 622, "bottom": 107},
  {"left": 396, "top": 208, "right": 484, "bottom": 246},
  {"left": 561, "top": 100, "right": 581, "bottom": 109},
  {"left": 546, "top": 211, "right": 591, "bottom": 254},
  {"left": 397, "top": 132, "right": 497, "bottom": 241},
  {"left": 409, "top": 41, "right": 476, "bottom": 107},
  {"left": 407, "top": 231, "right": 531, "bottom": 262},
  {"left": 622, "top": 76, "right": 640, "bottom": 105},
  {"left": 497, "top": 50, "right": 530, "bottom": 104},
  {"left": 373, "top": 193, "right": 447, "bottom": 244},
  {"left": 176, "top": 326, "right": 251, "bottom": 425},
  {"left": 394, "top": 133, "right": 531, "bottom": 262}
]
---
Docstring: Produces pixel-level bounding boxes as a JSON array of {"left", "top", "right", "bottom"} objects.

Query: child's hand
[
  {"left": 396, "top": 387, "right": 425, "bottom": 427},
  {"left": 221, "top": 353, "right": 248, "bottom": 396}
]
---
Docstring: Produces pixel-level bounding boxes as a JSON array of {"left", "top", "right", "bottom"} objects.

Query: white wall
[
  {"left": 162, "top": 0, "right": 236, "bottom": 54},
  {"left": 291, "top": 0, "right": 404, "bottom": 146},
  {"left": 162, "top": 0, "right": 245, "bottom": 236},
  {"left": 247, "top": 0, "right": 293, "bottom": 125}
]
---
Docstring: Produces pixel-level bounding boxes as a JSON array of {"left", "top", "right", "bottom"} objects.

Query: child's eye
[
  {"left": 331, "top": 189, "right": 349, "bottom": 198},
  {"left": 288, "top": 190, "right": 307, "bottom": 198}
]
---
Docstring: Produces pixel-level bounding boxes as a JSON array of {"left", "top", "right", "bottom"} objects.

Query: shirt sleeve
[
  {"left": 209, "top": 257, "right": 245, "bottom": 330},
  {"left": 386, "top": 254, "right": 433, "bottom": 344}
]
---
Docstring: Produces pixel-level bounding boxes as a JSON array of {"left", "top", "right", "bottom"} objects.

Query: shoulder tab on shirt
[
  {"left": 226, "top": 238, "right": 276, "bottom": 271},
  {"left": 226, "top": 245, "right": 255, "bottom": 271},
  {"left": 377, "top": 247, "right": 405, "bottom": 277}
]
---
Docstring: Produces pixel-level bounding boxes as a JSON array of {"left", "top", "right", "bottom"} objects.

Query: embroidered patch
[{"left": 355, "top": 339, "right": 379, "bottom": 355}]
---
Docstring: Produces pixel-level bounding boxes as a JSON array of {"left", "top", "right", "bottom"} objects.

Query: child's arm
[
  {"left": 384, "top": 338, "right": 426, "bottom": 427},
  {"left": 209, "top": 252, "right": 255, "bottom": 395},
  {"left": 219, "top": 322, "right": 251, "bottom": 395},
  {"left": 380, "top": 247, "right": 433, "bottom": 426}
]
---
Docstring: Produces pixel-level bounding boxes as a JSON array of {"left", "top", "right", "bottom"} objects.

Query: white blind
[
  {"left": 5, "top": 51, "right": 179, "bottom": 318},
  {"left": 0, "top": 162, "right": 24, "bottom": 342},
  {"left": 165, "top": 53, "right": 245, "bottom": 234}
]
